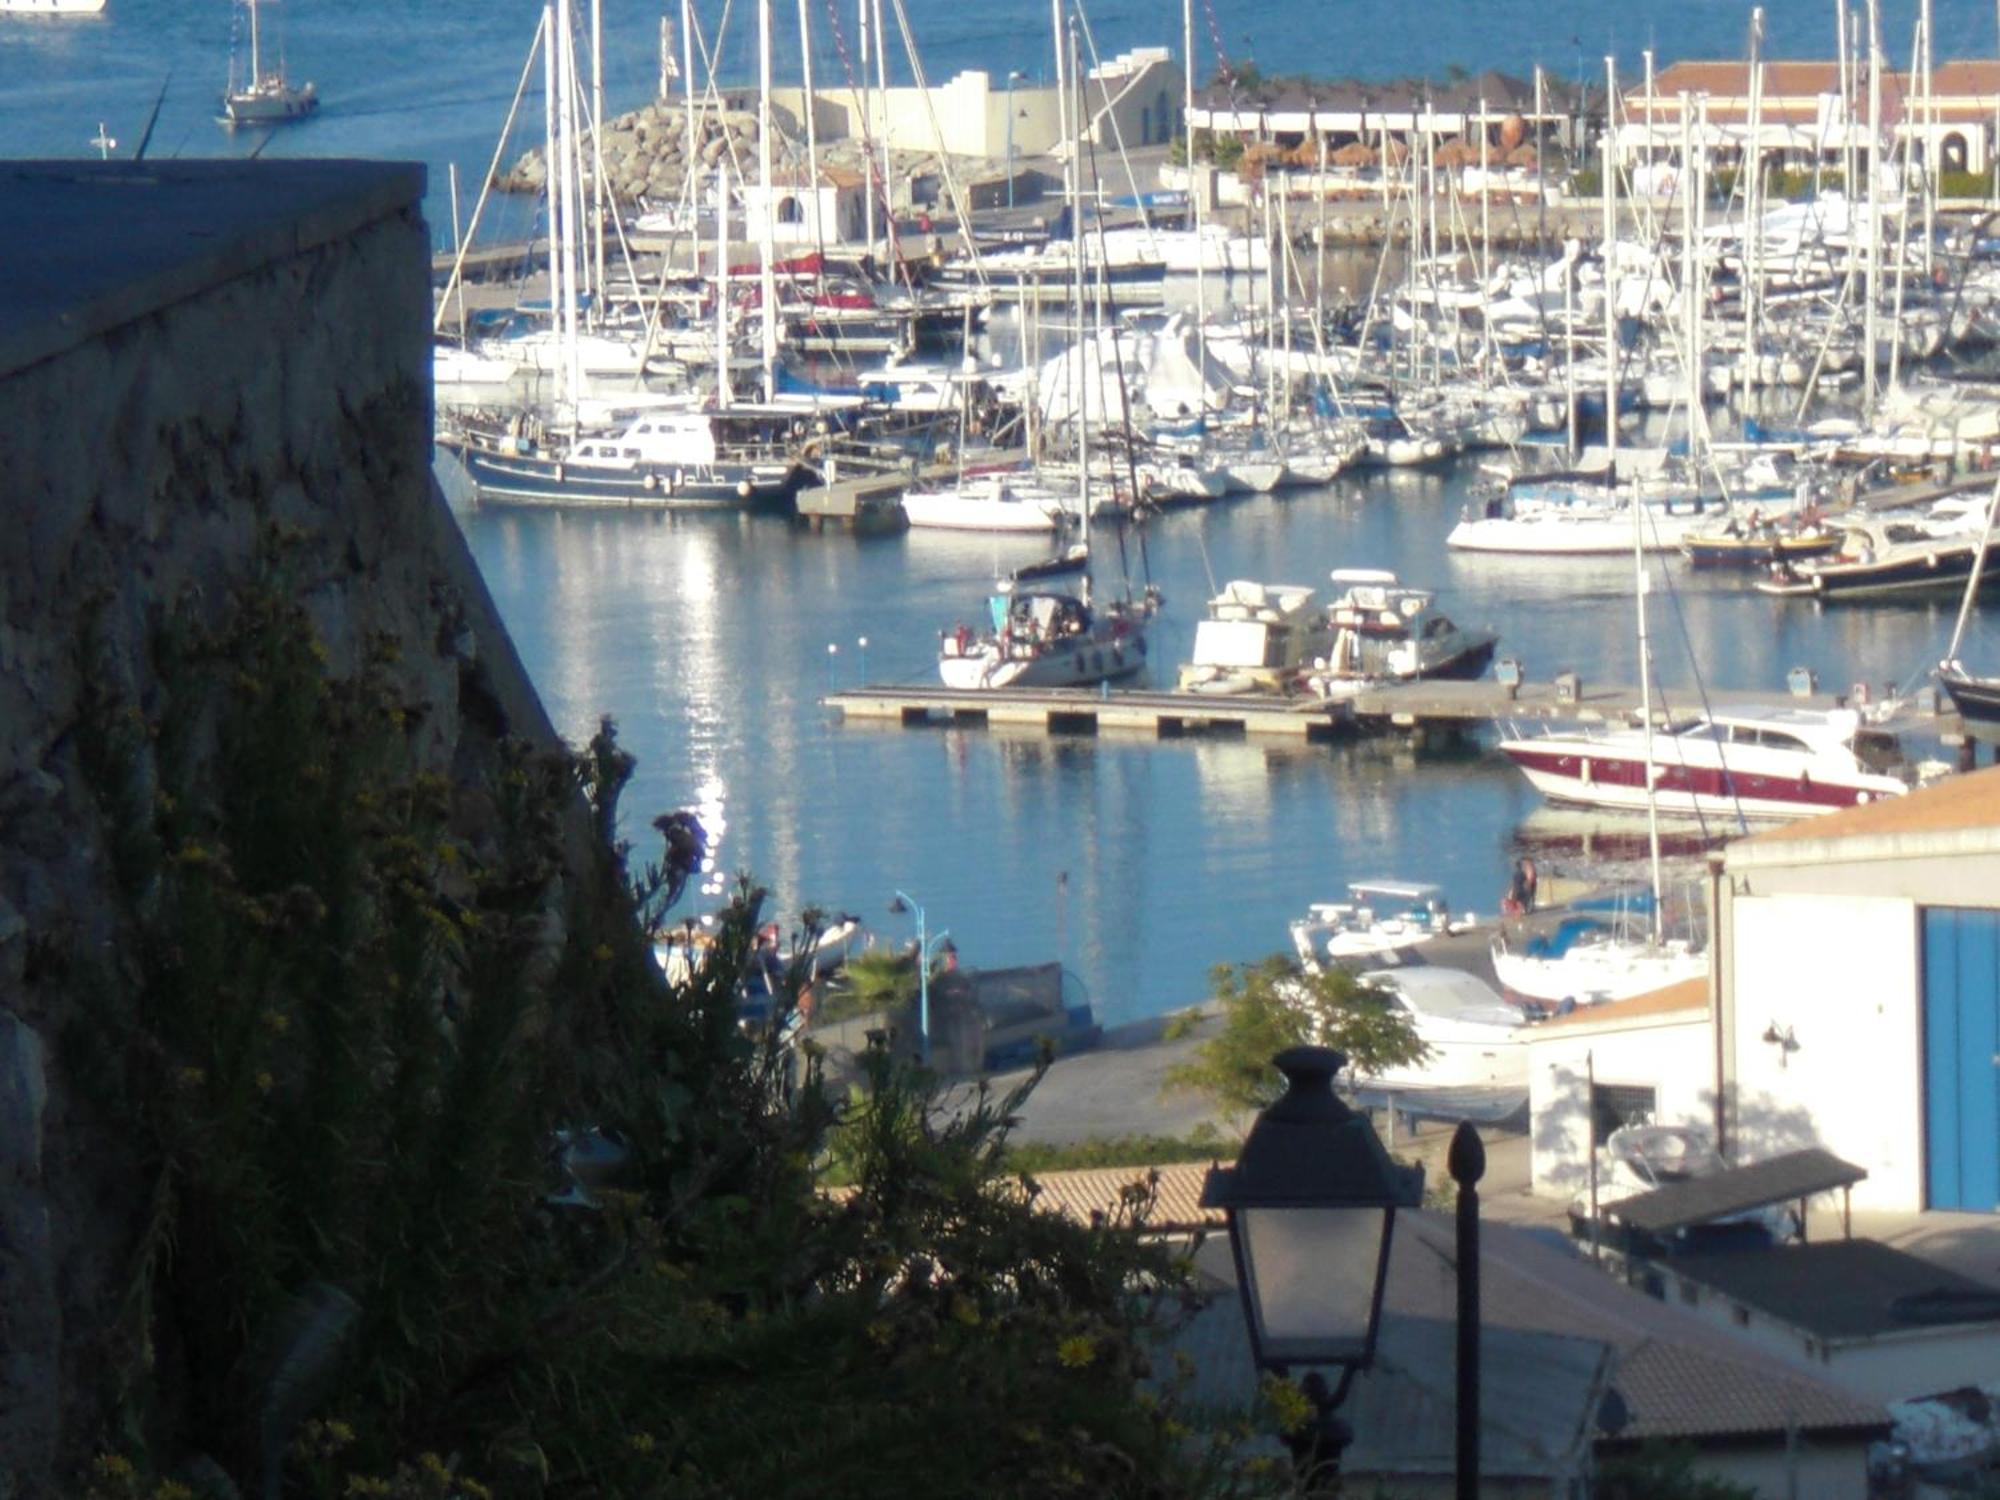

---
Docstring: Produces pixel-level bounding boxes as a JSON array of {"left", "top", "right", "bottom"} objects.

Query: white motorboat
[
  {"left": 902, "top": 473, "right": 1070, "bottom": 533},
  {"left": 1176, "top": 579, "right": 1328, "bottom": 695},
  {"left": 1300, "top": 570, "right": 1498, "bottom": 693},
  {"left": 1498, "top": 704, "right": 1914, "bottom": 822},
  {"left": 1348, "top": 968, "right": 1533, "bottom": 1094},
  {"left": 1, "top": 0, "right": 106, "bottom": 13},
  {"left": 1570, "top": 1124, "right": 1791, "bottom": 1246},
  {"left": 1289, "top": 880, "right": 1459, "bottom": 971}
]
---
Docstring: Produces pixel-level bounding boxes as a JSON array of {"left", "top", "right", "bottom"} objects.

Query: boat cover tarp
[{"left": 1607, "top": 1147, "right": 1867, "bottom": 1234}]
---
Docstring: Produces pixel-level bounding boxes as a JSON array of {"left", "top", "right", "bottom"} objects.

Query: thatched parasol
[
  {"left": 1506, "top": 142, "right": 1541, "bottom": 168},
  {"left": 1433, "top": 139, "right": 1479, "bottom": 168},
  {"left": 1330, "top": 140, "right": 1377, "bottom": 167}
]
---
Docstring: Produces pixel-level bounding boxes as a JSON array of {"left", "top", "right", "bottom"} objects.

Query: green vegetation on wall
[{"left": 61, "top": 555, "right": 1281, "bottom": 1498}]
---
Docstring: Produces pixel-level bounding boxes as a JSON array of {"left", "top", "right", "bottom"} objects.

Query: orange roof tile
[
  {"left": 1533, "top": 976, "right": 1711, "bottom": 1031},
  {"left": 1736, "top": 763, "right": 2000, "bottom": 847}
]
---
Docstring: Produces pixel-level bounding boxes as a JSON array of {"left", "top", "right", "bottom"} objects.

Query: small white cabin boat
[{"left": 1350, "top": 967, "right": 1533, "bottom": 1094}]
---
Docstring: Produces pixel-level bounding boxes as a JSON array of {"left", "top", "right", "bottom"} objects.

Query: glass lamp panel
[{"left": 1239, "top": 1205, "right": 1389, "bottom": 1367}]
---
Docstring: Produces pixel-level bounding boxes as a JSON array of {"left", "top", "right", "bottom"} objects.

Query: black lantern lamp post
[{"left": 1200, "top": 1046, "right": 1425, "bottom": 1486}]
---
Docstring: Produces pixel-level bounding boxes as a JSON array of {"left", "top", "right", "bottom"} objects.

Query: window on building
[{"left": 1591, "top": 1083, "right": 1657, "bottom": 1146}]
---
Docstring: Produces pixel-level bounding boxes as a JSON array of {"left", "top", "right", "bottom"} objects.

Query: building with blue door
[{"left": 1718, "top": 764, "right": 2000, "bottom": 1213}]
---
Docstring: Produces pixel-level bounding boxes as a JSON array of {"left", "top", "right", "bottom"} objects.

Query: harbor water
[
  {"left": 460, "top": 459, "right": 2000, "bottom": 1027},
  {"left": 9, "top": 0, "right": 2000, "bottom": 1024}
]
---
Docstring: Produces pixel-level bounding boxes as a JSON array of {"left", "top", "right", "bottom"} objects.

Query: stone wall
[{"left": 0, "top": 161, "right": 573, "bottom": 1495}]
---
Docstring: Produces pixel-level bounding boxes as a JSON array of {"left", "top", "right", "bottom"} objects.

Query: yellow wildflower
[
  {"left": 628, "top": 1433, "right": 657, "bottom": 1454},
  {"left": 175, "top": 1067, "right": 206, "bottom": 1091},
  {"left": 1056, "top": 1335, "right": 1097, "bottom": 1369},
  {"left": 949, "top": 1294, "right": 981, "bottom": 1327},
  {"left": 255, "top": 1072, "right": 274, "bottom": 1095},
  {"left": 1261, "top": 1373, "right": 1313, "bottom": 1432}
]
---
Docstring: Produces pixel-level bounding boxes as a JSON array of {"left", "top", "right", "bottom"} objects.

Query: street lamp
[
  {"left": 1006, "top": 70, "right": 1026, "bottom": 209},
  {"left": 1200, "top": 1046, "right": 1424, "bottom": 1486},
  {"left": 888, "top": 890, "right": 932, "bottom": 1063}
]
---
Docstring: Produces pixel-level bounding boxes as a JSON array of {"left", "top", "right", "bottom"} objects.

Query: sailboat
[
  {"left": 220, "top": 0, "right": 317, "bottom": 127},
  {"left": 933, "top": 10, "right": 1159, "bottom": 691},
  {"left": 1937, "top": 480, "right": 2000, "bottom": 729}
]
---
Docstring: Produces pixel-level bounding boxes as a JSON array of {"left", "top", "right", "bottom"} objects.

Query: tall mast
[
  {"left": 1067, "top": 13, "right": 1090, "bottom": 587},
  {"left": 798, "top": 0, "right": 821, "bottom": 249},
  {"left": 542, "top": 4, "right": 568, "bottom": 411},
  {"left": 715, "top": 162, "right": 731, "bottom": 409},
  {"left": 1745, "top": 8, "right": 1764, "bottom": 400},
  {"left": 1864, "top": 0, "right": 1883, "bottom": 416},
  {"left": 249, "top": 0, "right": 263, "bottom": 88},
  {"left": 858, "top": 0, "right": 874, "bottom": 255},
  {"left": 1184, "top": 0, "right": 1207, "bottom": 414},
  {"left": 1604, "top": 57, "right": 1618, "bottom": 467},
  {"left": 758, "top": 0, "right": 778, "bottom": 402},
  {"left": 592, "top": 0, "right": 606, "bottom": 316}
]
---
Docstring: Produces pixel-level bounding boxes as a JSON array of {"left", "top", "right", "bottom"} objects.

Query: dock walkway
[{"left": 825, "top": 675, "right": 1952, "bottom": 742}]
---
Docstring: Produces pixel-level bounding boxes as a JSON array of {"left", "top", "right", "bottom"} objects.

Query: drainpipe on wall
[{"left": 1708, "top": 848, "right": 1728, "bottom": 1160}]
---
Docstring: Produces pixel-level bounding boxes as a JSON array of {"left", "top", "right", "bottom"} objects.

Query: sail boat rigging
[
  {"left": 1937, "top": 478, "right": 2000, "bottom": 729},
  {"left": 220, "top": 0, "right": 317, "bottom": 127}
]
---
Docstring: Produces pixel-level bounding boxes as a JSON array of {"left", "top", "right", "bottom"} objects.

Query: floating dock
[{"left": 825, "top": 675, "right": 1955, "bottom": 743}]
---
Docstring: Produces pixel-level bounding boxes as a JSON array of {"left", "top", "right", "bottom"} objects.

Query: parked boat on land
[
  {"left": 1289, "top": 880, "right": 1459, "bottom": 972},
  {"left": 1491, "top": 906, "right": 1707, "bottom": 1009},
  {"left": 1346, "top": 967, "right": 1533, "bottom": 1094}
]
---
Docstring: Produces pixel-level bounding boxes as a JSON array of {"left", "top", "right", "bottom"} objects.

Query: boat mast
[
  {"left": 758, "top": 0, "right": 778, "bottom": 402},
  {"left": 1603, "top": 57, "right": 1618, "bottom": 469},
  {"left": 1635, "top": 430, "right": 1664, "bottom": 947},
  {"left": 542, "top": 4, "right": 568, "bottom": 413},
  {"left": 592, "top": 0, "right": 606, "bottom": 318},
  {"left": 557, "top": 0, "right": 583, "bottom": 407},
  {"left": 248, "top": 0, "right": 263, "bottom": 89},
  {"left": 1864, "top": 0, "right": 1883, "bottom": 417},
  {"left": 1944, "top": 479, "right": 2000, "bottom": 667},
  {"left": 1744, "top": 9, "right": 1764, "bottom": 401},
  {"left": 715, "top": 161, "right": 731, "bottom": 409},
  {"left": 1184, "top": 0, "right": 1207, "bottom": 416},
  {"left": 1067, "top": 12, "right": 1091, "bottom": 591}
]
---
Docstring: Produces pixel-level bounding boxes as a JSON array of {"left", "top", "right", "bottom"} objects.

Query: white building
[
  {"left": 1718, "top": 763, "right": 2000, "bottom": 1214},
  {"left": 771, "top": 47, "right": 1185, "bottom": 163},
  {"left": 739, "top": 168, "right": 866, "bottom": 244}
]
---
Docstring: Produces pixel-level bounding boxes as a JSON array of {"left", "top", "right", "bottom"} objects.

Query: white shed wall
[
  {"left": 1528, "top": 1015, "right": 1713, "bottom": 1199},
  {"left": 1727, "top": 893, "right": 1923, "bottom": 1210}
]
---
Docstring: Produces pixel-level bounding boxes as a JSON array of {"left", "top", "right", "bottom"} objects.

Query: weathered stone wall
[{"left": 0, "top": 164, "right": 571, "bottom": 1495}]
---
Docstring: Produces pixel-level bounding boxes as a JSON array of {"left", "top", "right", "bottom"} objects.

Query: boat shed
[
  {"left": 1718, "top": 763, "right": 2000, "bottom": 1213},
  {"left": 1526, "top": 977, "right": 1714, "bottom": 1201},
  {"left": 1656, "top": 1239, "right": 2000, "bottom": 1404}
]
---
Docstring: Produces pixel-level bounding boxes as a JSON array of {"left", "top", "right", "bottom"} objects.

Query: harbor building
[{"left": 1619, "top": 59, "right": 2000, "bottom": 180}]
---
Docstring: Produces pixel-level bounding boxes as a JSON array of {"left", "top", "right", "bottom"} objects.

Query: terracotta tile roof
[
  {"left": 1023, "top": 1160, "right": 1223, "bottom": 1232},
  {"left": 1735, "top": 764, "right": 2000, "bottom": 848},
  {"left": 1651, "top": 58, "right": 2000, "bottom": 101},
  {"left": 1533, "top": 976, "right": 1710, "bottom": 1032}
]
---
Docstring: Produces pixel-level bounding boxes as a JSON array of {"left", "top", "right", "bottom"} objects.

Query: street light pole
[
  {"left": 1006, "top": 70, "right": 1025, "bottom": 209},
  {"left": 1450, "top": 1120, "right": 1486, "bottom": 1500}
]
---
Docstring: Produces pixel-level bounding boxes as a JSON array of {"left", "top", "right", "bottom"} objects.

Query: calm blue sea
[{"left": 7, "top": 0, "right": 1998, "bottom": 1025}]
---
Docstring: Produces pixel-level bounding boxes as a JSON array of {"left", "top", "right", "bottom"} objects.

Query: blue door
[{"left": 1924, "top": 908, "right": 2000, "bottom": 1210}]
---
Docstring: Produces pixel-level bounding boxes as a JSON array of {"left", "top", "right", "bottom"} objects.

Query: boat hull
[
  {"left": 1500, "top": 740, "right": 1906, "bottom": 821},
  {"left": 1758, "top": 542, "right": 2000, "bottom": 602},
  {"left": 1941, "top": 667, "right": 2000, "bottom": 728},
  {"left": 454, "top": 443, "right": 796, "bottom": 512}
]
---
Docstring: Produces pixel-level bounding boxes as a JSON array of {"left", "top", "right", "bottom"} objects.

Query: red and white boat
[{"left": 1498, "top": 705, "right": 1914, "bottom": 822}]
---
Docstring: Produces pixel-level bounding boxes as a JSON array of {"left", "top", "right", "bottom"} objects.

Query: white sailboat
[{"left": 220, "top": 0, "right": 317, "bottom": 127}]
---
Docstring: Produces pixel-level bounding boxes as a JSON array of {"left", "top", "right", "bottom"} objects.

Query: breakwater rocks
[
  {"left": 497, "top": 99, "right": 979, "bottom": 211},
  {"left": 499, "top": 101, "right": 772, "bottom": 200}
]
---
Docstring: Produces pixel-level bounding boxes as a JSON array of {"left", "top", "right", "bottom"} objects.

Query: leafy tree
[{"left": 1165, "top": 956, "right": 1429, "bottom": 1112}]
